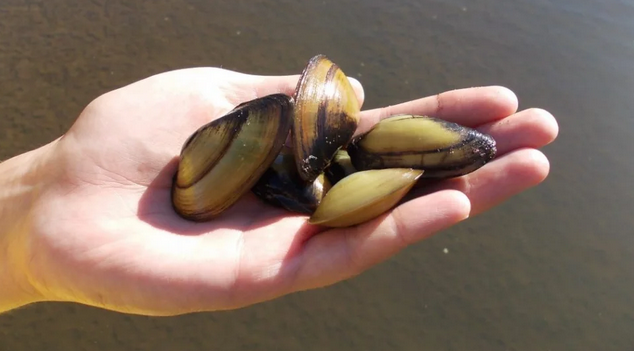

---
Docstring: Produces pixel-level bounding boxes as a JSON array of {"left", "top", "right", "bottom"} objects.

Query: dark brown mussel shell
[
  {"left": 252, "top": 146, "right": 331, "bottom": 215},
  {"left": 324, "top": 149, "right": 358, "bottom": 185},
  {"left": 292, "top": 54, "right": 361, "bottom": 182},
  {"left": 347, "top": 114, "right": 497, "bottom": 178},
  {"left": 172, "top": 94, "right": 293, "bottom": 221}
]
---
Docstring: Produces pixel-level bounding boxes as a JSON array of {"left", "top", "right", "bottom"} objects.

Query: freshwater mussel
[
  {"left": 171, "top": 94, "right": 293, "bottom": 221},
  {"left": 171, "top": 54, "right": 497, "bottom": 227}
]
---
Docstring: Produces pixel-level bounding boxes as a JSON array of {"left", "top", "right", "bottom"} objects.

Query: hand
[{"left": 1, "top": 67, "right": 557, "bottom": 315}]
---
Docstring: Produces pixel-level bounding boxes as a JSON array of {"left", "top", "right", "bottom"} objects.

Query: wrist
[{"left": 0, "top": 141, "right": 57, "bottom": 312}]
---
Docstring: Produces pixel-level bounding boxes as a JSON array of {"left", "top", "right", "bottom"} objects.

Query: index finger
[{"left": 357, "top": 86, "right": 518, "bottom": 134}]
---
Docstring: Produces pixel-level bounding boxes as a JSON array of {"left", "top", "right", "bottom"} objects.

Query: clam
[
  {"left": 172, "top": 94, "right": 293, "bottom": 221},
  {"left": 252, "top": 146, "right": 331, "bottom": 215},
  {"left": 347, "top": 114, "right": 496, "bottom": 178},
  {"left": 309, "top": 168, "right": 424, "bottom": 227},
  {"left": 292, "top": 54, "right": 361, "bottom": 182}
]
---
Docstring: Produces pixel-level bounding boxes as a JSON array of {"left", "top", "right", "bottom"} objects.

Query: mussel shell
[
  {"left": 293, "top": 54, "right": 361, "bottom": 182},
  {"left": 324, "top": 149, "right": 358, "bottom": 185},
  {"left": 309, "top": 168, "right": 423, "bottom": 228},
  {"left": 347, "top": 114, "right": 496, "bottom": 178},
  {"left": 172, "top": 94, "right": 293, "bottom": 221},
  {"left": 252, "top": 146, "right": 331, "bottom": 214}
]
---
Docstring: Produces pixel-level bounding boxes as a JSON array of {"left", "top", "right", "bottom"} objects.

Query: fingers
[
  {"left": 416, "top": 148, "right": 550, "bottom": 216},
  {"left": 252, "top": 74, "right": 366, "bottom": 107},
  {"left": 358, "top": 86, "right": 518, "bottom": 134},
  {"left": 409, "top": 107, "right": 556, "bottom": 215},
  {"left": 478, "top": 108, "right": 559, "bottom": 156},
  {"left": 293, "top": 190, "right": 471, "bottom": 291}
]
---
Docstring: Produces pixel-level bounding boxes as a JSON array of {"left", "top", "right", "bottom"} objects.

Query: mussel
[
  {"left": 324, "top": 150, "right": 358, "bottom": 185},
  {"left": 252, "top": 146, "right": 331, "bottom": 215},
  {"left": 292, "top": 55, "right": 361, "bottom": 182},
  {"left": 309, "top": 168, "right": 423, "bottom": 227},
  {"left": 172, "top": 94, "right": 293, "bottom": 221},
  {"left": 171, "top": 54, "right": 497, "bottom": 228},
  {"left": 347, "top": 114, "right": 496, "bottom": 178}
]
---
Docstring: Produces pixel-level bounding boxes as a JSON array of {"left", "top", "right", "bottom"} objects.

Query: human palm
[{"left": 26, "top": 67, "right": 557, "bottom": 315}]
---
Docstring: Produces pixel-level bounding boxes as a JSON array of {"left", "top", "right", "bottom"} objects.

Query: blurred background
[{"left": 1, "top": 0, "right": 633, "bottom": 350}]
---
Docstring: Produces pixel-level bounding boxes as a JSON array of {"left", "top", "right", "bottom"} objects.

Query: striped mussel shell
[
  {"left": 292, "top": 54, "right": 361, "bottom": 182},
  {"left": 346, "top": 114, "right": 496, "bottom": 178},
  {"left": 172, "top": 94, "right": 293, "bottom": 221}
]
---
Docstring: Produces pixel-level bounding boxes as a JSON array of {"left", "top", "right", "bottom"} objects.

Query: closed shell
[
  {"left": 172, "top": 94, "right": 293, "bottom": 221},
  {"left": 293, "top": 54, "right": 361, "bottom": 182},
  {"left": 309, "top": 168, "right": 423, "bottom": 228},
  {"left": 347, "top": 114, "right": 496, "bottom": 178}
]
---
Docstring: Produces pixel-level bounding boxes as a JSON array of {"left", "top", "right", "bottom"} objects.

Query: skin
[{"left": 0, "top": 68, "right": 558, "bottom": 315}]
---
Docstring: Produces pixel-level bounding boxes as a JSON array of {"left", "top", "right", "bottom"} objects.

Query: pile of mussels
[{"left": 171, "top": 55, "right": 496, "bottom": 227}]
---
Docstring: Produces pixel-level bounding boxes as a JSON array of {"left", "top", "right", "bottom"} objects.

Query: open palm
[{"left": 26, "top": 67, "right": 557, "bottom": 315}]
